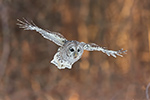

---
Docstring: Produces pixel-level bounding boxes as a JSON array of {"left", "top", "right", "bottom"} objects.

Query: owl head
[{"left": 60, "top": 41, "right": 84, "bottom": 63}]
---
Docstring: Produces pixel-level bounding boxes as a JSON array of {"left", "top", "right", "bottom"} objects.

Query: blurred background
[{"left": 0, "top": 0, "right": 150, "bottom": 100}]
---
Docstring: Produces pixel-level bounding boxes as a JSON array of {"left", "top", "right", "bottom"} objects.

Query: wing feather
[
  {"left": 17, "top": 19, "right": 67, "bottom": 46},
  {"left": 83, "top": 43, "right": 127, "bottom": 58}
]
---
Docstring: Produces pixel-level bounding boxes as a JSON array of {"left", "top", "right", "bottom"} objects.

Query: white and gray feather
[
  {"left": 17, "top": 19, "right": 67, "bottom": 46},
  {"left": 83, "top": 43, "right": 127, "bottom": 58},
  {"left": 17, "top": 19, "right": 127, "bottom": 69}
]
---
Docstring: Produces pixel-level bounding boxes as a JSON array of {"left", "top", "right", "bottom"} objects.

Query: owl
[{"left": 17, "top": 19, "right": 127, "bottom": 69}]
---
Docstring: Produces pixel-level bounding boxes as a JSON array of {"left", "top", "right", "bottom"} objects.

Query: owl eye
[
  {"left": 77, "top": 49, "right": 80, "bottom": 52},
  {"left": 69, "top": 48, "right": 74, "bottom": 52}
]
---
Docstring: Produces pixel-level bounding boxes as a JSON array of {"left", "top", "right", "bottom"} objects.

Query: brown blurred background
[{"left": 0, "top": 0, "right": 150, "bottom": 100}]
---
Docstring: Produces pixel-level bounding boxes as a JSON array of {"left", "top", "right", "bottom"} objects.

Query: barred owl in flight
[{"left": 17, "top": 19, "right": 127, "bottom": 69}]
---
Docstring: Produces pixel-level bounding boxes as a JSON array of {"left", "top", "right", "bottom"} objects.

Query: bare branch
[{"left": 146, "top": 82, "right": 150, "bottom": 100}]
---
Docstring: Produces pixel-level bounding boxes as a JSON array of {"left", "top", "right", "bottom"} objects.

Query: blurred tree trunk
[{"left": 0, "top": 1, "right": 10, "bottom": 80}]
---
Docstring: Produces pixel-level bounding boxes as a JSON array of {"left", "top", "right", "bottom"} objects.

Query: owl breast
[
  {"left": 51, "top": 41, "right": 84, "bottom": 69},
  {"left": 51, "top": 52, "right": 75, "bottom": 69},
  {"left": 51, "top": 52, "right": 82, "bottom": 69}
]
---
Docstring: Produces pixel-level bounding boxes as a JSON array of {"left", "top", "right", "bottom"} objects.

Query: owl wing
[
  {"left": 83, "top": 43, "right": 127, "bottom": 58},
  {"left": 17, "top": 19, "right": 67, "bottom": 46}
]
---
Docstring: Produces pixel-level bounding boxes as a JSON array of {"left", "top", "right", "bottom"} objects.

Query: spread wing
[
  {"left": 83, "top": 43, "right": 127, "bottom": 58},
  {"left": 17, "top": 19, "right": 67, "bottom": 46}
]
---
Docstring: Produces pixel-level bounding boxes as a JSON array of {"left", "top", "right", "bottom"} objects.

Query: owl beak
[{"left": 74, "top": 52, "right": 78, "bottom": 58}]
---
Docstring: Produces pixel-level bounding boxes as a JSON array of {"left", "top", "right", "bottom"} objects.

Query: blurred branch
[
  {"left": 146, "top": 82, "right": 150, "bottom": 100},
  {"left": 0, "top": 2, "right": 10, "bottom": 80}
]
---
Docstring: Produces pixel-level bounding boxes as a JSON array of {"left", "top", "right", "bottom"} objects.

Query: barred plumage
[{"left": 17, "top": 19, "right": 127, "bottom": 69}]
